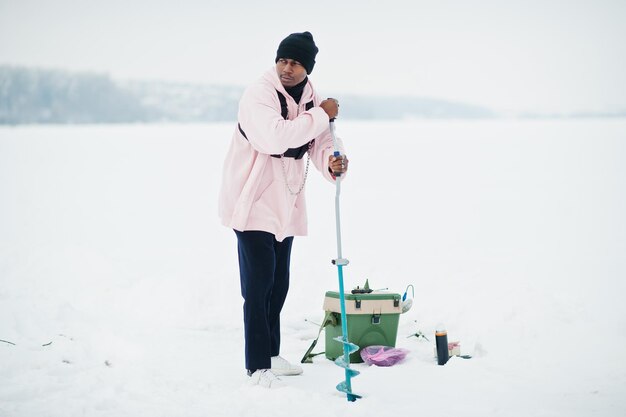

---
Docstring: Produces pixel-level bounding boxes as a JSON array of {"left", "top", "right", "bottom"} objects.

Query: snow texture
[{"left": 1, "top": 120, "right": 625, "bottom": 416}]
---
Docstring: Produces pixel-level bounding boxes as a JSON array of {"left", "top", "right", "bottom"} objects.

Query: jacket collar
[{"left": 264, "top": 67, "right": 315, "bottom": 104}]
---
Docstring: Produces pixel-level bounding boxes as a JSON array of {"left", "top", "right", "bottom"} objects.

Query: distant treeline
[
  {"left": 0, "top": 66, "right": 498, "bottom": 124},
  {"left": 0, "top": 66, "right": 157, "bottom": 124}
]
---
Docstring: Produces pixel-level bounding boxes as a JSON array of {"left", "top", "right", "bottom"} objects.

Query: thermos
[{"left": 435, "top": 328, "right": 449, "bottom": 365}]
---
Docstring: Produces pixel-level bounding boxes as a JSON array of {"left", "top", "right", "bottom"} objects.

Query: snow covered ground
[{"left": 1, "top": 119, "right": 625, "bottom": 416}]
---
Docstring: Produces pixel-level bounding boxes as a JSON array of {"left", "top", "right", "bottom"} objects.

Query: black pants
[{"left": 234, "top": 230, "right": 294, "bottom": 372}]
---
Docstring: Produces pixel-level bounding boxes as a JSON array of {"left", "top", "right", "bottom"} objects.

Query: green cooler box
[{"left": 323, "top": 290, "right": 402, "bottom": 363}]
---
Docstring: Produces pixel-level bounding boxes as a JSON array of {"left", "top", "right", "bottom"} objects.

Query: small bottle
[{"left": 435, "top": 327, "right": 449, "bottom": 365}]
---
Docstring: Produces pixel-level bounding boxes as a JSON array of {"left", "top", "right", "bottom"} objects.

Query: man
[{"left": 218, "top": 31, "right": 348, "bottom": 387}]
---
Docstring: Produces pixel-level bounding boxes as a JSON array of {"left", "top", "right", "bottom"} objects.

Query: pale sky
[{"left": 1, "top": 0, "right": 625, "bottom": 114}]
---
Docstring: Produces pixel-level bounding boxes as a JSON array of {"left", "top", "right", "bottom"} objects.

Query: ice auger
[{"left": 329, "top": 119, "right": 361, "bottom": 402}]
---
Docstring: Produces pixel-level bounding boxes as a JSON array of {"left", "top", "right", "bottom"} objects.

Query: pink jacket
[{"left": 218, "top": 68, "right": 344, "bottom": 242}]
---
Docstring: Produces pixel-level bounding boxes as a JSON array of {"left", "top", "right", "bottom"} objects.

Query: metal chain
[{"left": 280, "top": 141, "right": 313, "bottom": 196}]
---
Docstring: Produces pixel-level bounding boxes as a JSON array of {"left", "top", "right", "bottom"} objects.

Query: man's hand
[
  {"left": 329, "top": 154, "right": 348, "bottom": 176},
  {"left": 320, "top": 98, "right": 339, "bottom": 120}
]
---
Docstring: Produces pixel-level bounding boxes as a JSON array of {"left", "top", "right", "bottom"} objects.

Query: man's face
[{"left": 276, "top": 58, "right": 307, "bottom": 87}]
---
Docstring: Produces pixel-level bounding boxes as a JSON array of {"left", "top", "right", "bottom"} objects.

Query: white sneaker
[
  {"left": 271, "top": 355, "right": 303, "bottom": 376},
  {"left": 248, "top": 369, "right": 283, "bottom": 388}
]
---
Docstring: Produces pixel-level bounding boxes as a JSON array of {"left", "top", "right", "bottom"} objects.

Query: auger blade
[
  {"left": 333, "top": 336, "right": 359, "bottom": 354},
  {"left": 334, "top": 357, "right": 361, "bottom": 377},
  {"left": 336, "top": 381, "right": 362, "bottom": 401},
  {"left": 333, "top": 336, "right": 361, "bottom": 400}
]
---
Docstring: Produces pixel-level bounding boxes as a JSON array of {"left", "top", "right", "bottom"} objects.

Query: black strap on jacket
[{"left": 238, "top": 90, "right": 315, "bottom": 159}]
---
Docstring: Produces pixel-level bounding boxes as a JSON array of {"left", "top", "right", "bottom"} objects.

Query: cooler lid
[
  {"left": 324, "top": 290, "right": 401, "bottom": 300},
  {"left": 323, "top": 290, "right": 402, "bottom": 314}
]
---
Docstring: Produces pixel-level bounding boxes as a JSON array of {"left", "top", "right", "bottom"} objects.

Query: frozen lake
[{"left": 1, "top": 119, "right": 625, "bottom": 416}]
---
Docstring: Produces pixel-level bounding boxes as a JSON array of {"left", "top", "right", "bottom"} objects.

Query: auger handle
[{"left": 329, "top": 120, "right": 343, "bottom": 178}]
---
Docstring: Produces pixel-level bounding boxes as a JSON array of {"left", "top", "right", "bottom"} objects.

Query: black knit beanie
[{"left": 275, "top": 31, "right": 319, "bottom": 74}]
